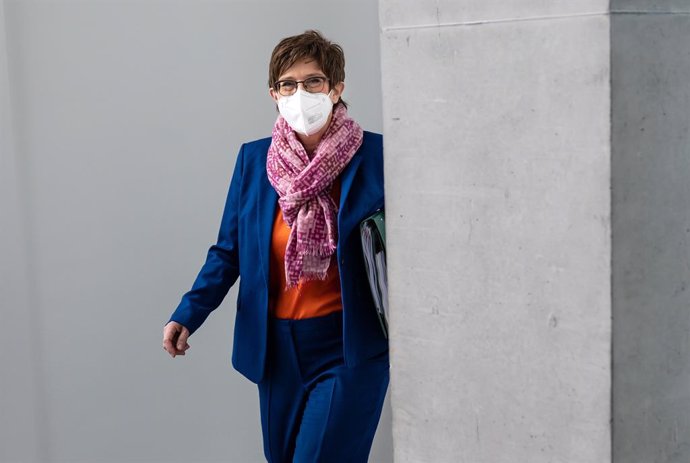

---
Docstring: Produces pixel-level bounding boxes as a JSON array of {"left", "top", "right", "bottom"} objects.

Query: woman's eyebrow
[{"left": 278, "top": 72, "right": 327, "bottom": 81}]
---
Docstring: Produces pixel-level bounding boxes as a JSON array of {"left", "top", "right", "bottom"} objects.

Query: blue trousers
[{"left": 257, "top": 311, "right": 389, "bottom": 463}]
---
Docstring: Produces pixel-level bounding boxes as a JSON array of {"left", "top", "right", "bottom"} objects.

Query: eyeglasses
[{"left": 273, "top": 76, "right": 329, "bottom": 96}]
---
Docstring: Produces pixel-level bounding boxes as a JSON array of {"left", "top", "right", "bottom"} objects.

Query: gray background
[{"left": 1, "top": 1, "right": 391, "bottom": 462}]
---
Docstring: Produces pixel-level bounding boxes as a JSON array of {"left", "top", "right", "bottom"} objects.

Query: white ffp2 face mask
[{"left": 277, "top": 89, "right": 333, "bottom": 136}]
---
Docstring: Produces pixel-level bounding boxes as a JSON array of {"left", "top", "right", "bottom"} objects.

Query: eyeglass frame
[{"left": 272, "top": 76, "right": 330, "bottom": 96}]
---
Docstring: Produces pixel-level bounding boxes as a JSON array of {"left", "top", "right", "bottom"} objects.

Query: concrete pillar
[
  {"left": 380, "top": 1, "right": 689, "bottom": 461},
  {"left": 611, "top": 2, "right": 690, "bottom": 462}
]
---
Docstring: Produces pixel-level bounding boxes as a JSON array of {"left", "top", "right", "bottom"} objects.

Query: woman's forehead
[{"left": 279, "top": 58, "right": 324, "bottom": 79}]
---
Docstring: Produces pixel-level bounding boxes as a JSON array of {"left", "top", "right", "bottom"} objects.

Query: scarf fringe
[{"left": 284, "top": 271, "right": 330, "bottom": 289}]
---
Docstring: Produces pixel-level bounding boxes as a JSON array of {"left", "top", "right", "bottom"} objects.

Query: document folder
[{"left": 359, "top": 209, "right": 388, "bottom": 339}]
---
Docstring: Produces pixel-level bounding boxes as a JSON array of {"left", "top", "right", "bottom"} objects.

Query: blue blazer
[{"left": 168, "top": 131, "right": 388, "bottom": 383}]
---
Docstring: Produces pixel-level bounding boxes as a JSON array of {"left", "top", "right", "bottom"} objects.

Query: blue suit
[{"left": 168, "top": 131, "right": 388, "bottom": 384}]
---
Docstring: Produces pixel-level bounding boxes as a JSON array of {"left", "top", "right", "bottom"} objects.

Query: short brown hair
[{"left": 268, "top": 30, "right": 347, "bottom": 108}]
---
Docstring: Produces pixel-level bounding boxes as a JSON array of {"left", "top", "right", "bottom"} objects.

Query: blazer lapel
[
  {"left": 257, "top": 168, "right": 278, "bottom": 290},
  {"left": 338, "top": 152, "right": 364, "bottom": 244}
]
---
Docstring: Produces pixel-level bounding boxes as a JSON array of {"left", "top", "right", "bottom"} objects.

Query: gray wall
[
  {"left": 1, "top": 0, "right": 44, "bottom": 461},
  {"left": 611, "top": 2, "right": 690, "bottom": 462},
  {"left": 380, "top": 1, "right": 612, "bottom": 461},
  {"left": 1, "top": 1, "right": 391, "bottom": 461}
]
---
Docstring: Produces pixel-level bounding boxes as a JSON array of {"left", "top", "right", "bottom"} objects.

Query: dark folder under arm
[{"left": 359, "top": 209, "right": 388, "bottom": 339}]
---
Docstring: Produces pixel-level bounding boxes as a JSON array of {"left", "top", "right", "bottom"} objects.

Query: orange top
[{"left": 269, "top": 177, "right": 343, "bottom": 319}]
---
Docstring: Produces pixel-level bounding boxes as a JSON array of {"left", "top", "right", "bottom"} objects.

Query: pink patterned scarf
[{"left": 266, "top": 104, "right": 363, "bottom": 288}]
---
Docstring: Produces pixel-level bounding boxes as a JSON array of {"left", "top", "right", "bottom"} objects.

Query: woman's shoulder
[
  {"left": 359, "top": 131, "right": 383, "bottom": 165},
  {"left": 241, "top": 136, "right": 272, "bottom": 155},
  {"left": 232, "top": 136, "right": 272, "bottom": 172},
  {"left": 362, "top": 130, "right": 382, "bottom": 147}
]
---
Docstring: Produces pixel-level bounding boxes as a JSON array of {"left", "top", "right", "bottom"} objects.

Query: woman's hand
[{"left": 162, "top": 321, "right": 191, "bottom": 357}]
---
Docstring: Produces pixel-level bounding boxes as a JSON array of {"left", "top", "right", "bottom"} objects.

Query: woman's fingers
[
  {"left": 163, "top": 322, "right": 191, "bottom": 357},
  {"left": 162, "top": 323, "right": 179, "bottom": 354},
  {"left": 176, "top": 327, "right": 190, "bottom": 352}
]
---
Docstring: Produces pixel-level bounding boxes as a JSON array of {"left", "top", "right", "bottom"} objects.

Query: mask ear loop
[{"left": 326, "top": 89, "right": 337, "bottom": 106}]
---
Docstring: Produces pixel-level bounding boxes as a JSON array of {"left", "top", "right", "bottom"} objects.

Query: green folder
[{"left": 359, "top": 209, "right": 388, "bottom": 339}]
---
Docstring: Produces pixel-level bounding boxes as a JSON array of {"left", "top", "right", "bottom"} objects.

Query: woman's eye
[{"left": 304, "top": 77, "right": 324, "bottom": 88}]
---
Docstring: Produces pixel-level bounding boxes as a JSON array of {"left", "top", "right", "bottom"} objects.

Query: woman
[{"left": 162, "top": 30, "right": 388, "bottom": 462}]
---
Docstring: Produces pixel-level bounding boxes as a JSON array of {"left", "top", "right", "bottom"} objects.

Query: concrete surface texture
[
  {"left": 611, "top": 1, "right": 690, "bottom": 462},
  {"left": 379, "top": 1, "right": 612, "bottom": 462}
]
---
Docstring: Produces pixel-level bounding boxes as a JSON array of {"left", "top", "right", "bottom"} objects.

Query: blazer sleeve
[{"left": 166, "top": 144, "right": 244, "bottom": 335}]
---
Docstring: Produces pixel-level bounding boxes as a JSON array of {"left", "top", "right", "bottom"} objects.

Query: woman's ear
[
  {"left": 330, "top": 82, "right": 345, "bottom": 104},
  {"left": 269, "top": 87, "right": 280, "bottom": 103}
]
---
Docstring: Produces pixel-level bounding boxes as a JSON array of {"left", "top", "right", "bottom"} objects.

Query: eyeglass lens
[{"left": 277, "top": 77, "right": 327, "bottom": 96}]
